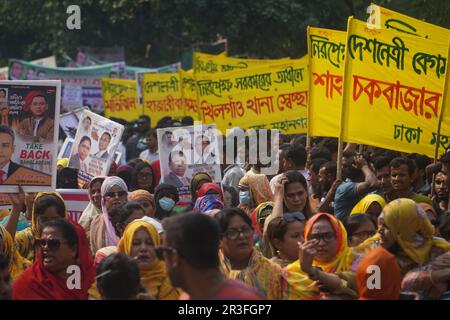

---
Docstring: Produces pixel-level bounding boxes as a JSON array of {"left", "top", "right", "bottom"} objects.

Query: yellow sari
[
  {"left": 14, "top": 192, "right": 68, "bottom": 262},
  {"left": 350, "top": 194, "right": 386, "bottom": 215},
  {"left": 0, "top": 224, "right": 31, "bottom": 282},
  {"left": 284, "top": 213, "right": 359, "bottom": 300},
  {"left": 117, "top": 220, "right": 180, "bottom": 300}
]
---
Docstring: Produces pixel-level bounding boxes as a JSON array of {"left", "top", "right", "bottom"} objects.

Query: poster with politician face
[
  {"left": 68, "top": 110, "right": 124, "bottom": 183},
  {"left": 0, "top": 80, "right": 61, "bottom": 192},
  {"left": 157, "top": 124, "right": 221, "bottom": 201}
]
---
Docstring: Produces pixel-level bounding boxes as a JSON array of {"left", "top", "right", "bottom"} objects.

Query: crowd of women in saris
[{"left": 1, "top": 141, "right": 450, "bottom": 300}]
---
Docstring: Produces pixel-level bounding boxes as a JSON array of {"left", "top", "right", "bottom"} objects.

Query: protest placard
[
  {"left": 101, "top": 78, "right": 142, "bottom": 121},
  {"left": 58, "top": 137, "right": 74, "bottom": 160},
  {"left": 68, "top": 110, "right": 124, "bottom": 180},
  {"left": 0, "top": 80, "right": 61, "bottom": 192},
  {"left": 157, "top": 124, "right": 221, "bottom": 200},
  {"left": 57, "top": 189, "right": 90, "bottom": 223},
  {"left": 59, "top": 107, "right": 88, "bottom": 139}
]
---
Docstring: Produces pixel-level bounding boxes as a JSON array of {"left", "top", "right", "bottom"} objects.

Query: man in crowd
[
  {"left": 385, "top": 157, "right": 432, "bottom": 204},
  {"left": 334, "top": 152, "right": 379, "bottom": 221},
  {"left": 440, "top": 151, "right": 450, "bottom": 190},
  {"left": 139, "top": 129, "right": 159, "bottom": 164},
  {"left": 93, "top": 132, "right": 111, "bottom": 160},
  {"left": 372, "top": 156, "right": 394, "bottom": 198},
  {"left": 317, "top": 161, "right": 340, "bottom": 213},
  {"left": 407, "top": 153, "right": 431, "bottom": 196},
  {"left": 270, "top": 144, "right": 308, "bottom": 193},
  {"left": 125, "top": 115, "right": 151, "bottom": 161},
  {"left": 161, "top": 212, "right": 261, "bottom": 300}
]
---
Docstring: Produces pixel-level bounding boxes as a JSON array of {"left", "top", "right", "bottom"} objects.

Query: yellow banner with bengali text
[
  {"left": 179, "top": 69, "right": 200, "bottom": 121},
  {"left": 142, "top": 73, "right": 185, "bottom": 124},
  {"left": 193, "top": 52, "right": 291, "bottom": 75},
  {"left": 371, "top": 4, "right": 450, "bottom": 157},
  {"left": 101, "top": 78, "right": 142, "bottom": 121},
  {"left": 307, "top": 26, "right": 346, "bottom": 138},
  {"left": 341, "top": 17, "right": 449, "bottom": 158},
  {"left": 195, "top": 56, "right": 309, "bottom": 134}
]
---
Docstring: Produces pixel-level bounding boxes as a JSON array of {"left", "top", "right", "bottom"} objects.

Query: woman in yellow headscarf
[
  {"left": 284, "top": 213, "right": 360, "bottom": 300},
  {"left": 0, "top": 224, "right": 31, "bottom": 282},
  {"left": 117, "top": 220, "right": 180, "bottom": 299},
  {"left": 350, "top": 194, "right": 386, "bottom": 218},
  {"left": 357, "top": 198, "right": 450, "bottom": 275},
  {"left": 13, "top": 192, "right": 68, "bottom": 262}
]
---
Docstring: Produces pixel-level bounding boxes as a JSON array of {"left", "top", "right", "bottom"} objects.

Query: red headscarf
[
  {"left": 357, "top": 246, "right": 401, "bottom": 300},
  {"left": 12, "top": 221, "right": 96, "bottom": 300},
  {"left": 23, "top": 91, "right": 45, "bottom": 112},
  {"left": 197, "top": 182, "right": 223, "bottom": 200},
  {"left": 150, "top": 159, "right": 161, "bottom": 185}
]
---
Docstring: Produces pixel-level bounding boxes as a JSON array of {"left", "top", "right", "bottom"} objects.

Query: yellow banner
[
  {"left": 142, "top": 73, "right": 185, "bottom": 124},
  {"left": 341, "top": 17, "right": 449, "bottom": 158},
  {"left": 179, "top": 69, "right": 200, "bottom": 120},
  {"left": 196, "top": 56, "right": 309, "bottom": 134},
  {"left": 307, "top": 27, "right": 346, "bottom": 138},
  {"left": 193, "top": 52, "right": 291, "bottom": 75},
  {"left": 101, "top": 78, "right": 142, "bottom": 121},
  {"left": 371, "top": 4, "right": 450, "bottom": 157}
]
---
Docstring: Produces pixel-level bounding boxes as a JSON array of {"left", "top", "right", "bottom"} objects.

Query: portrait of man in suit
[
  {"left": 93, "top": 131, "right": 111, "bottom": 160},
  {"left": 0, "top": 125, "right": 24, "bottom": 184},
  {"left": 68, "top": 136, "right": 91, "bottom": 172},
  {"left": 17, "top": 91, "right": 54, "bottom": 143},
  {"left": 163, "top": 150, "right": 189, "bottom": 188}
]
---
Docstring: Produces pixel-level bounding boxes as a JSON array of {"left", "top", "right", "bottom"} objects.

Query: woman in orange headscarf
[
  {"left": 238, "top": 174, "right": 273, "bottom": 215},
  {"left": 284, "top": 213, "right": 360, "bottom": 300}
]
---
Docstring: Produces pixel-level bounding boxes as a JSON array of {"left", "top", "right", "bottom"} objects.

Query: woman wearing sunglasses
[
  {"left": 266, "top": 212, "right": 306, "bottom": 267},
  {"left": 82, "top": 176, "right": 129, "bottom": 256},
  {"left": 13, "top": 219, "right": 95, "bottom": 300},
  {"left": 116, "top": 220, "right": 180, "bottom": 299},
  {"left": 9, "top": 192, "right": 68, "bottom": 263},
  {"left": 343, "top": 214, "right": 377, "bottom": 247},
  {"left": 215, "top": 208, "right": 285, "bottom": 300},
  {"left": 284, "top": 212, "right": 361, "bottom": 300}
]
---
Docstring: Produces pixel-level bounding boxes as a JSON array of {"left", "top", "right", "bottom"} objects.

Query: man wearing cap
[{"left": 17, "top": 91, "right": 54, "bottom": 143}]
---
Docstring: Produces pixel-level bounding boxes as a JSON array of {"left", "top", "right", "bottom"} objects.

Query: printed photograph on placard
[{"left": 0, "top": 80, "right": 61, "bottom": 192}]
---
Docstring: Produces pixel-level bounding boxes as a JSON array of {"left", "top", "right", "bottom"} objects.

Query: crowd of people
[{"left": 1, "top": 113, "right": 450, "bottom": 300}]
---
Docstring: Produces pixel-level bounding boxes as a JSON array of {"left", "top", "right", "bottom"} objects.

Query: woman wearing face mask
[
  {"left": 79, "top": 176, "right": 106, "bottom": 225},
  {"left": 81, "top": 176, "right": 129, "bottom": 256},
  {"left": 116, "top": 220, "right": 180, "bottom": 299},
  {"left": 284, "top": 213, "right": 361, "bottom": 300},
  {"left": 238, "top": 174, "right": 273, "bottom": 215},
  {"left": 154, "top": 184, "right": 179, "bottom": 220}
]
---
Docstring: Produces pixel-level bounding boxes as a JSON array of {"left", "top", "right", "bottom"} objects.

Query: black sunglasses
[
  {"left": 105, "top": 191, "right": 127, "bottom": 198},
  {"left": 283, "top": 212, "right": 306, "bottom": 222},
  {"left": 36, "top": 238, "right": 67, "bottom": 250},
  {"left": 155, "top": 246, "right": 177, "bottom": 260}
]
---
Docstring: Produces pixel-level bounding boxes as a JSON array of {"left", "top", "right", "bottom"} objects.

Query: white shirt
[
  {"left": 32, "top": 117, "right": 44, "bottom": 136},
  {"left": 139, "top": 149, "right": 159, "bottom": 164},
  {"left": 0, "top": 162, "right": 10, "bottom": 182}
]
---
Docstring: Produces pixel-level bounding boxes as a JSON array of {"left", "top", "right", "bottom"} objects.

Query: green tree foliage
[{"left": 0, "top": 0, "right": 448, "bottom": 67}]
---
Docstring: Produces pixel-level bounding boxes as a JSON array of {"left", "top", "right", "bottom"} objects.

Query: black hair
[
  {"left": 154, "top": 183, "right": 180, "bottom": 220},
  {"left": 110, "top": 202, "right": 144, "bottom": 236},
  {"left": 390, "top": 157, "right": 416, "bottom": 176},
  {"left": 84, "top": 117, "right": 91, "bottom": 124},
  {"left": 57, "top": 167, "right": 79, "bottom": 189},
  {"left": 79, "top": 136, "right": 91, "bottom": 146},
  {"left": 181, "top": 116, "right": 194, "bottom": 126},
  {"left": 168, "top": 150, "right": 185, "bottom": 164},
  {"left": 439, "top": 152, "right": 450, "bottom": 165},
  {"left": 163, "top": 212, "right": 221, "bottom": 269},
  {"left": 214, "top": 208, "right": 252, "bottom": 233},
  {"left": 310, "top": 158, "right": 328, "bottom": 175},
  {"left": 291, "top": 135, "right": 307, "bottom": 147},
  {"left": 34, "top": 194, "right": 66, "bottom": 218},
  {"left": 130, "top": 161, "right": 155, "bottom": 193},
  {"left": 343, "top": 150, "right": 357, "bottom": 159},
  {"left": 0, "top": 89, "right": 6, "bottom": 96},
  {"left": 310, "top": 146, "right": 332, "bottom": 161},
  {"left": 101, "top": 132, "right": 112, "bottom": 141},
  {"left": 321, "top": 161, "right": 337, "bottom": 179},
  {"left": 266, "top": 216, "right": 301, "bottom": 254},
  {"left": 284, "top": 170, "right": 312, "bottom": 217},
  {"left": 96, "top": 253, "right": 140, "bottom": 300},
  {"left": 0, "top": 253, "right": 9, "bottom": 271},
  {"left": 343, "top": 214, "right": 377, "bottom": 239},
  {"left": 373, "top": 156, "right": 391, "bottom": 171},
  {"left": 407, "top": 153, "right": 431, "bottom": 171},
  {"left": 439, "top": 211, "right": 450, "bottom": 233},
  {"left": 139, "top": 115, "right": 151, "bottom": 123},
  {"left": 0, "top": 125, "right": 15, "bottom": 143},
  {"left": 285, "top": 144, "right": 307, "bottom": 168},
  {"left": 42, "top": 219, "right": 78, "bottom": 248},
  {"left": 145, "top": 128, "right": 157, "bottom": 139},
  {"left": 321, "top": 138, "right": 338, "bottom": 153}
]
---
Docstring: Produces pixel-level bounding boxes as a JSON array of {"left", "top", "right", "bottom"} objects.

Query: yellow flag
[
  {"left": 341, "top": 17, "right": 449, "bottom": 157},
  {"left": 307, "top": 27, "right": 346, "bottom": 138},
  {"left": 193, "top": 52, "right": 291, "bottom": 75},
  {"left": 196, "top": 56, "right": 308, "bottom": 134},
  {"left": 101, "top": 78, "right": 142, "bottom": 121},
  {"left": 179, "top": 69, "right": 200, "bottom": 120},
  {"left": 142, "top": 73, "right": 185, "bottom": 124}
]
